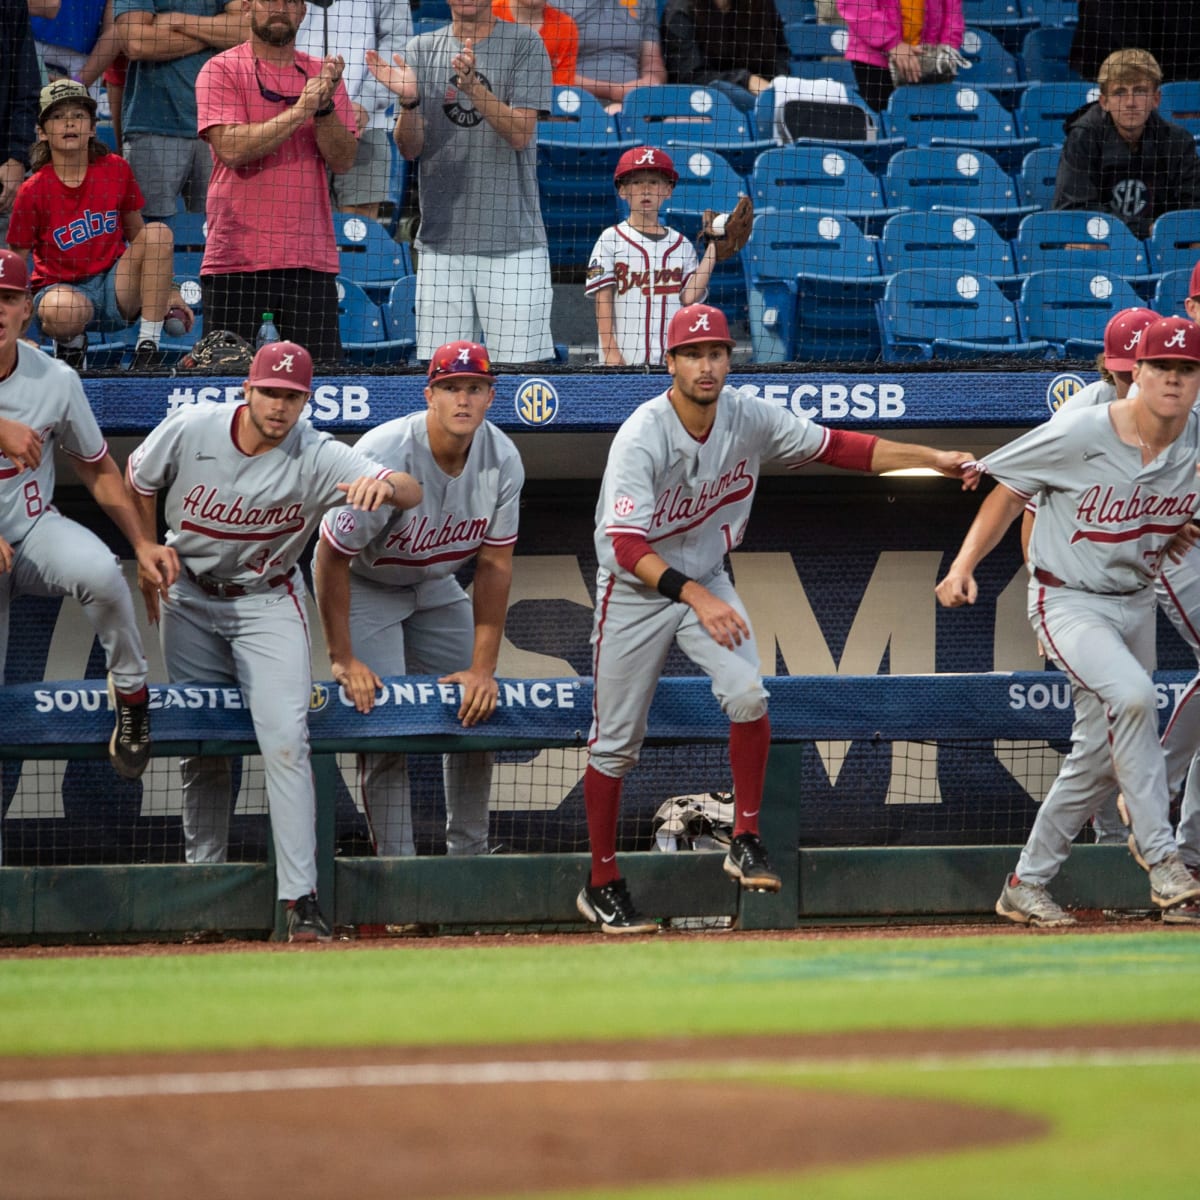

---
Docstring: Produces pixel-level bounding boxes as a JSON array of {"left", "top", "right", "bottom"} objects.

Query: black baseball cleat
[
  {"left": 287, "top": 894, "right": 334, "bottom": 943},
  {"left": 55, "top": 336, "right": 87, "bottom": 370},
  {"left": 107, "top": 674, "right": 151, "bottom": 780},
  {"left": 723, "top": 833, "right": 782, "bottom": 892},
  {"left": 130, "top": 339, "right": 166, "bottom": 369},
  {"left": 576, "top": 878, "right": 658, "bottom": 934}
]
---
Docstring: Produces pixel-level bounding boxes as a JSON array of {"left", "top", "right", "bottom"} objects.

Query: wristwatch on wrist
[
  {"left": 399, "top": 96, "right": 421, "bottom": 110},
  {"left": 314, "top": 100, "right": 335, "bottom": 118}
]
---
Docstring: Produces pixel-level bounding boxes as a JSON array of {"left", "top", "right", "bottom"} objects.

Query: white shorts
[{"left": 415, "top": 246, "right": 553, "bottom": 364}]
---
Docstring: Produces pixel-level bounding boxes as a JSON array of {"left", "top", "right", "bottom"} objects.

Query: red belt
[
  {"left": 185, "top": 567, "right": 289, "bottom": 599},
  {"left": 1033, "top": 567, "right": 1144, "bottom": 597}
]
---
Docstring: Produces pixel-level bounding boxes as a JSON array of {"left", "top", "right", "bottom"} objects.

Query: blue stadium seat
[
  {"left": 170, "top": 211, "right": 208, "bottom": 276},
  {"left": 750, "top": 88, "right": 904, "bottom": 174},
  {"left": 1016, "top": 81, "right": 1097, "bottom": 146},
  {"left": 1159, "top": 82, "right": 1200, "bottom": 142},
  {"left": 1153, "top": 268, "right": 1196, "bottom": 319},
  {"left": 879, "top": 210, "right": 1018, "bottom": 298},
  {"left": 751, "top": 144, "right": 902, "bottom": 236},
  {"left": 883, "top": 84, "right": 1038, "bottom": 175},
  {"left": 883, "top": 146, "right": 1035, "bottom": 240},
  {"left": 382, "top": 274, "right": 418, "bottom": 357},
  {"left": 958, "top": 27, "right": 1027, "bottom": 111},
  {"left": 782, "top": 20, "right": 849, "bottom": 65},
  {"left": 1015, "top": 210, "right": 1157, "bottom": 298},
  {"left": 1018, "top": 269, "right": 1144, "bottom": 358},
  {"left": 1021, "top": 0, "right": 1079, "bottom": 28},
  {"left": 1016, "top": 145, "right": 1061, "bottom": 208},
  {"left": 1147, "top": 210, "right": 1200, "bottom": 274},
  {"left": 618, "top": 84, "right": 772, "bottom": 175},
  {"left": 746, "top": 209, "right": 886, "bottom": 363},
  {"left": 336, "top": 277, "right": 412, "bottom": 365},
  {"left": 773, "top": 0, "right": 817, "bottom": 23},
  {"left": 958, "top": 0, "right": 1036, "bottom": 54},
  {"left": 1019, "top": 27, "right": 1081, "bottom": 84},
  {"left": 334, "top": 215, "right": 411, "bottom": 304},
  {"left": 537, "top": 86, "right": 628, "bottom": 268},
  {"left": 878, "top": 268, "right": 1050, "bottom": 361}
]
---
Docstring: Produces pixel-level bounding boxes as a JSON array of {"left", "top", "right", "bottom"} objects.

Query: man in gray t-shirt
[
  {"left": 556, "top": 0, "right": 664, "bottom": 108},
  {"left": 367, "top": 0, "right": 553, "bottom": 363}
]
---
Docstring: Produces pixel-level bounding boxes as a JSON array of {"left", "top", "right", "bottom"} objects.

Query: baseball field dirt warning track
[{"left": 3, "top": 1023, "right": 1199, "bottom": 1198}]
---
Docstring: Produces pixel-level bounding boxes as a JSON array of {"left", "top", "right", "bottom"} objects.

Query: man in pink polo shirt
[{"left": 196, "top": 0, "right": 357, "bottom": 362}]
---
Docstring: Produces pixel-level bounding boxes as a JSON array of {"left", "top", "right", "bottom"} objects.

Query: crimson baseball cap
[
  {"left": 1190, "top": 258, "right": 1200, "bottom": 300},
  {"left": 0, "top": 250, "right": 30, "bottom": 292},
  {"left": 614, "top": 145, "right": 678, "bottom": 187},
  {"left": 666, "top": 304, "right": 735, "bottom": 352},
  {"left": 1136, "top": 316, "right": 1200, "bottom": 363},
  {"left": 1103, "top": 307, "right": 1159, "bottom": 371},
  {"left": 246, "top": 340, "right": 313, "bottom": 392},
  {"left": 427, "top": 340, "right": 496, "bottom": 383}
]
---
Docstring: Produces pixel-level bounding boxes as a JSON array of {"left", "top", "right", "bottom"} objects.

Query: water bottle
[{"left": 255, "top": 312, "right": 281, "bottom": 349}]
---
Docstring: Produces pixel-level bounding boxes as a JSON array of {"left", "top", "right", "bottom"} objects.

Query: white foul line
[{"left": 0, "top": 1047, "right": 1197, "bottom": 1105}]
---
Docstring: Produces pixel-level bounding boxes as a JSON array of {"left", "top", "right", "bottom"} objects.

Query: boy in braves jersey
[
  {"left": 6, "top": 80, "right": 192, "bottom": 370},
  {"left": 585, "top": 145, "right": 718, "bottom": 367},
  {"left": 0, "top": 249, "right": 175, "bottom": 865},
  {"left": 126, "top": 340, "right": 422, "bottom": 942},
  {"left": 579, "top": 303, "right": 975, "bottom": 932},
  {"left": 314, "top": 340, "right": 523, "bottom": 858},
  {"left": 937, "top": 316, "right": 1200, "bottom": 927}
]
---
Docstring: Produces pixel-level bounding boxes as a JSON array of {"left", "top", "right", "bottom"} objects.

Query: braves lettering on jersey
[
  {"left": 320, "top": 411, "right": 523, "bottom": 585},
  {"left": 982, "top": 404, "right": 1200, "bottom": 593},
  {"left": 586, "top": 222, "right": 699, "bottom": 365},
  {"left": 126, "top": 401, "right": 391, "bottom": 581},
  {"left": 595, "top": 385, "right": 828, "bottom": 588},
  {"left": 6, "top": 154, "right": 144, "bottom": 289},
  {"left": 0, "top": 344, "right": 107, "bottom": 542}
]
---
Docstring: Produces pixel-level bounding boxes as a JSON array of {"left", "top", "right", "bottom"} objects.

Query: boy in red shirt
[{"left": 6, "top": 79, "right": 191, "bottom": 369}]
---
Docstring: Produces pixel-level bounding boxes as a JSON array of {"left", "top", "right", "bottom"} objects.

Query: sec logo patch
[
  {"left": 515, "top": 377, "right": 559, "bottom": 426},
  {"left": 309, "top": 682, "right": 330, "bottom": 712},
  {"left": 613, "top": 495, "right": 635, "bottom": 517},
  {"left": 334, "top": 510, "right": 357, "bottom": 535}
]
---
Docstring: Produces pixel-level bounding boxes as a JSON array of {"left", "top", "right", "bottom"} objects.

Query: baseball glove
[
  {"left": 178, "top": 329, "right": 254, "bottom": 373},
  {"left": 701, "top": 194, "right": 754, "bottom": 262}
]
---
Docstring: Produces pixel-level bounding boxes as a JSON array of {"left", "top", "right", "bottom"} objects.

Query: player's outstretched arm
[
  {"left": 336, "top": 470, "right": 422, "bottom": 512},
  {"left": 440, "top": 543, "right": 514, "bottom": 727},
  {"left": 0, "top": 536, "right": 12, "bottom": 575},
  {"left": 313, "top": 539, "right": 382, "bottom": 714},
  {"left": 870, "top": 439, "right": 979, "bottom": 488},
  {"left": 935, "top": 483, "right": 1027, "bottom": 608},
  {"left": 78, "top": 455, "right": 179, "bottom": 611},
  {"left": 0, "top": 416, "right": 42, "bottom": 473}
]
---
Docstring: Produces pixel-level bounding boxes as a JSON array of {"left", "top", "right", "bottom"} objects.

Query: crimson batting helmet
[
  {"left": 666, "top": 305, "right": 736, "bottom": 353},
  {"left": 613, "top": 145, "right": 678, "bottom": 187}
]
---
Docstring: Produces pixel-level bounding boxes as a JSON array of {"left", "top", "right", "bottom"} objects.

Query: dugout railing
[{"left": 0, "top": 672, "right": 1164, "bottom": 940}]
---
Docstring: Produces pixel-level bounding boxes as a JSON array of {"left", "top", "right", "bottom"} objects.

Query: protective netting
[{"left": 15, "top": 0, "right": 1200, "bottom": 370}]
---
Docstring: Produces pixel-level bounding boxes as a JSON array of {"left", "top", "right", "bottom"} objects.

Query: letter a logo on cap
[
  {"left": 1165, "top": 327, "right": 1189, "bottom": 350},
  {"left": 273, "top": 353, "right": 296, "bottom": 373},
  {"left": 635, "top": 147, "right": 656, "bottom": 166},
  {"left": 689, "top": 313, "right": 712, "bottom": 333}
]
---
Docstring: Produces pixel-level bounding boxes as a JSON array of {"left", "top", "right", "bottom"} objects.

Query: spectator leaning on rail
[
  {"left": 116, "top": 0, "right": 248, "bottom": 225},
  {"left": 6, "top": 80, "right": 193, "bottom": 369},
  {"left": 1053, "top": 49, "right": 1200, "bottom": 242},
  {"left": 196, "top": 0, "right": 357, "bottom": 362}
]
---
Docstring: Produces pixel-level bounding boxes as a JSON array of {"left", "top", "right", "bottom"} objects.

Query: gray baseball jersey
[
  {"left": 595, "top": 384, "right": 828, "bottom": 589},
  {"left": 319, "top": 411, "right": 523, "bottom": 584},
  {"left": 585, "top": 222, "right": 700, "bottom": 366},
  {"left": 983, "top": 404, "right": 1200, "bottom": 595},
  {"left": 127, "top": 401, "right": 391, "bottom": 582}
]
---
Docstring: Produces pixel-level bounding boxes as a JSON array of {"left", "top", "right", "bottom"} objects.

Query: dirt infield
[{"left": 3, "top": 1020, "right": 1199, "bottom": 1199}]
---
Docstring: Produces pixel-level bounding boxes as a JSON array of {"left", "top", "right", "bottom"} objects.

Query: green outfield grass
[{"left": 3, "top": 931, "right": 1198, "bottom": 1199}]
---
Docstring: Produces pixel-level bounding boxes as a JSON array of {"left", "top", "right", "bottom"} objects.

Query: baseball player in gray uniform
[
  {"left": 579, "top": 303, "right": 975, "bottom": 932},
  {"left": 314, "top": 340, "right": 524, "bottom": 857},
  {"left": 0, "top": 249, "right": 173, "bottom": 864},
  {"left": 126, "top": 340, "right": 422, "bottom": 942},
  {"left": 938, "top": 316, "right": 1200, "bottom": 927}
]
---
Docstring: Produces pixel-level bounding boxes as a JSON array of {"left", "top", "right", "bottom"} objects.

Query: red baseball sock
[
  {"left": 114, "top": 684, "right": 148, "bottom": 705},
  {"left": 584, "top": 764, "right": 623, "bottom": 887},
  {"left": 730, "top": 714, "right": 771, "bottom": 838}
]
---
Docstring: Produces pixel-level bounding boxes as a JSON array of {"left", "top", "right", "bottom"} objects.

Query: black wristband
[
  {"left": 656, "top": 567, "right": 692, "bottom": 603},
  {"left": 314, "top": 101, "right": 335, "bottom": 118},
  {"left": 399, "top": 97, "right": 420, "bottom": 110}
]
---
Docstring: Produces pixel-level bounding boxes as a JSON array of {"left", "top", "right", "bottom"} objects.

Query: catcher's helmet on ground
[
  {"left": 666, "top": 304, "right": 735, "bottom": 352},
  {"left": 613, "top": 145, "right": 678, "bottom": 187}
]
